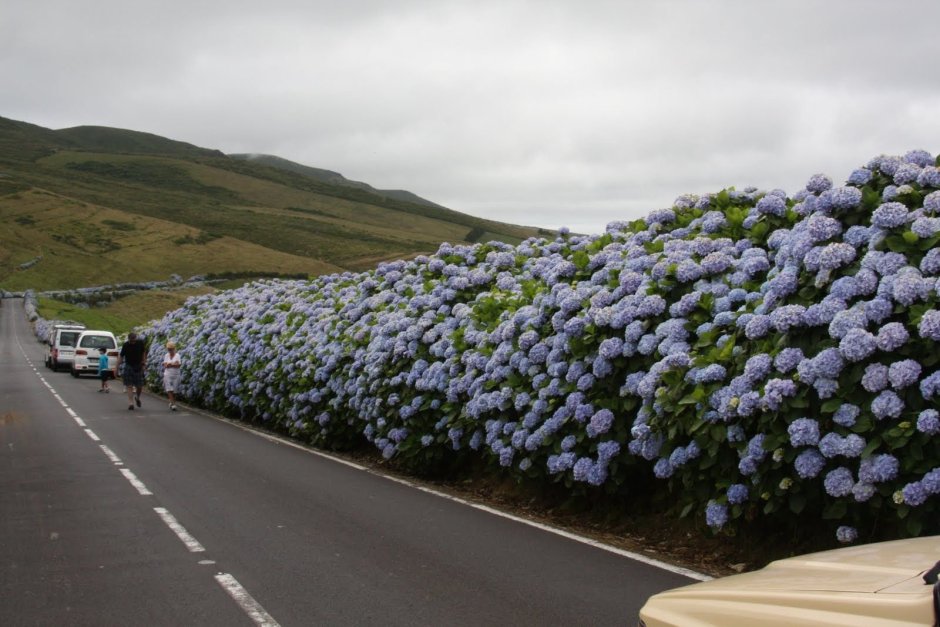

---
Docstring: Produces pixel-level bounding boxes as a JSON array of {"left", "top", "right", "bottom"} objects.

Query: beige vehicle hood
[
  {"left": 702, "top": 535, "right": 940, "bottom": 594},
  {"left": 641, "top": 536, "right": 940, "bottom": 627}
]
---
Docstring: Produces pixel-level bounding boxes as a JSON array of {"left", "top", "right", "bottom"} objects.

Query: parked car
[
  {"left": 639, "top": 535, "right": 940, "bottom": 626},
  {"left": 70, "top": 330, "right": 119, "bottom": 377},
  {"left": 46, "top": 323, "right": 86, "bottom": 371}
]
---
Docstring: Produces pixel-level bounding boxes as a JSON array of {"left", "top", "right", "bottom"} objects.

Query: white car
[
  {"left": 46, "top": 324, "right": 86, "bottom": 371},
  {"left": 70, "top": 330, "right": 119, "bottom": 377},
  {"left": 639, "top": 535, "right": 940, "bottom": 626}
]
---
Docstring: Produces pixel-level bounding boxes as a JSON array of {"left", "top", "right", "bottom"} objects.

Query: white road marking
[
  {"left": 225, "top": 421, "right": 367, "bottom": 471},
  {"left": 83, "top": 428, "right": 100, "bottom": 442},
  {"left": 221, "top": 418, "right": 712, "bottom": 582},
  {"left": 99, "top": 444, "right": 123, "bottom": 465},
  {"left": 153, "top": 507, "right": 205, "bottom": 552},
  {"left": 214, "top": 573, "right": 280, "bottom": 627},
  {"left": 385, "top": 473, "right": 711, "bottom": 581},
  {"left": 119, "top": 468, "right": 153, "bottom": 495},
  {"left": 17, "top": 332, "right": 709, "bottom": 583}
]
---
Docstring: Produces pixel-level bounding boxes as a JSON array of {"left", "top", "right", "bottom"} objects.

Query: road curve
[{"left": 1, "top": 298, "right": 699, "bottom": 626}]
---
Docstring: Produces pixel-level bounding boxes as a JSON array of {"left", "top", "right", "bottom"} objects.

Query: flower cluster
[{"left": 135, "top": 150, "right": 940, "bottom": 544}]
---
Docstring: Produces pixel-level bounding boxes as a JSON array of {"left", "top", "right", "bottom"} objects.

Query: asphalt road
[{"left": 0, "top": 298, "right": 701, "bottom": 626}]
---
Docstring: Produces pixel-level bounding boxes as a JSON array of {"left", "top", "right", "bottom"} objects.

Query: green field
[{"left": 37, "top": 286, "right": 218, "bottom": 335}]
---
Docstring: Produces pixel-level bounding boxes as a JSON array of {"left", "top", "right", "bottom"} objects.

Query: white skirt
[{"left": 163, "top": 370, "right": 181, "bottom": 393}]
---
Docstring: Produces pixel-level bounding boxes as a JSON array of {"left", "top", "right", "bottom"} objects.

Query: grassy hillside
[
  {"left": 229, "top": 153, "right": 445, "bottom": 208},
  {"left": 0, "top": 115, "right": 545, "bottom": 292},
  {"left": 0, "top": 187, "right": 340, "bottom": 291}
]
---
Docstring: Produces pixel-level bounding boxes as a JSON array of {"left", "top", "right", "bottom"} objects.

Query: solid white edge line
[
  {"left": 211, "top": 415, "right": 711, "bottom": 582},
  {"left": 119, "top": 468, "right": 153, "bottom": 495},
  {"left": 153, "top": 507, "right": 205, "bottom": 552},
  {"left": 226, "top": 421, "right": 367, "bottom": 471},
  {"left": 214, "top": 573, "right": 280, "bottom": 627},
  {"left": 386, "top": 473, "right": 711, "bottom": 581},
  {"left": 83, "top": 428, "right": 100, "bottom": 442}
]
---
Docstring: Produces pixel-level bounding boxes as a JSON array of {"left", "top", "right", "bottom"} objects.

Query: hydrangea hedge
[{"left": 139, "top": 150, "right": 940, "bottom": 543}]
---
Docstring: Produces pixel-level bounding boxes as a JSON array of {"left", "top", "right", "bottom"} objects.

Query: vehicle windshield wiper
[{"left": 923, "top": 560, "right": 940, "bottom": 585}]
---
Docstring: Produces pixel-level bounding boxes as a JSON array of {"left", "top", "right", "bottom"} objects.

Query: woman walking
[{"left": 162, "top": 341, "right": 182, "bottom": 411}]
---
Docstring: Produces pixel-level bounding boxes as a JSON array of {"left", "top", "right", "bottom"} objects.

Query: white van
[
  {"left": 46, "top": 324, "right": 87, "bottom": 371},
  {"left": 70, "top": 330, "right": 119, "bottom": 377}
]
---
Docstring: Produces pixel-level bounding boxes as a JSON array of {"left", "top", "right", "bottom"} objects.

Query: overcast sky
[{"left": 3, "top": 1, "right": 939, "bottom": 233}]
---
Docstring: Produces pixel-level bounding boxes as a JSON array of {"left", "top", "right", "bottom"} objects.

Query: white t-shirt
[{"left": 163, "top": 352, "right": 181, "bottom": 373}]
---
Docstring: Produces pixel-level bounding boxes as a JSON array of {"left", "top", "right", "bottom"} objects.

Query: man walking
[{"left": 116, "top": 332, "right": 147, "bottom": 411}]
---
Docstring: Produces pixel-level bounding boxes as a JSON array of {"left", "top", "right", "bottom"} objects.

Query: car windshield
[
  {"left": 79, "top": 335, "right": 115, "bottom": 350},
  {"left": 60, "top": 331, "right": 81, "bottom": 347}
]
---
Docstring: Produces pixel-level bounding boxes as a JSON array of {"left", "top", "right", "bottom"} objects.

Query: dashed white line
[
  {"left": 99, "top": 444, "right": 123, "bottom": 465},
  {"left": 119, "top": 468, "right": 153, "bottom": 495},
  {"left": 215, "top": 573, "right": 280, "bottom": 627},
  {"left": 153, "top": 508, "right": 205, "bottom": 552},
  {"left": 83, "top": 428, "right": 100, "bottom": 442}
]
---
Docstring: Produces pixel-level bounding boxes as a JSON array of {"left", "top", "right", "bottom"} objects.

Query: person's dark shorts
[
  {"left": 100, "top": 370, "right": 113, "bottom": 381},
  {"left": 122, "top": 365, "right": 144, "bottom": 388}
]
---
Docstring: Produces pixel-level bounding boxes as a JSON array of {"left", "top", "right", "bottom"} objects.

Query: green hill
[
  {"left": 0, "top": 115, "right": 545, "bottom": 291},
  {"left": 229, "top": 153, "right": 445, "bottom": 208}
]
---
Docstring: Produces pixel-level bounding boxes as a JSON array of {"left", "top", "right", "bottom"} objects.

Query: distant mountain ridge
[{"left": 229, "top": 153, "right": 443, "bottom": 209}]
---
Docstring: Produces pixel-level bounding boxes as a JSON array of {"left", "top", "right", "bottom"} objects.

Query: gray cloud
[{"left": 3, "top": 0, "right": 939, "bottom": 233}]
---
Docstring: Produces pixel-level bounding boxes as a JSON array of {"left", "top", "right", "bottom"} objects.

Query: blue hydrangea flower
[
  {"left": 839, "top": 328, "right": 877, "bottom": 363},
  {"left": 773, "top": 348, "right": 804, "bottom": 373},
  {"left": 847, "top": 168, "right": 872, "bottom": 185},
  {"left": 745, "top": 315, "right": 772, "bottom": 340},
  {"left": 788, "top": 417, "right": 820, "bottom": 447},
  {"left": 697, "top": 364, "right": 727, "bottom": 384},
  {"left": 727, "top": 484, "right": 749, "bottom": 504},
  {"left": 795, "top": 448, "right": 826, "bottom": 478},
  {"left": 705, "top": 500, "right": 729, "bottom": 529},
  {"left": 919, "top": 310, "right": 940, "bottom": 341},
  {"left": 924, "top": 191, "right": 940, "bottom": 215},
  {"left": 862, "top": 363, "right": 889, "bottom": 393},
  {"left": 763, "top": 378, "right": 797, "bottom": 411},
  {"left": 853, "top": 482, "right": 876, "bottom": 503},
  {"left": 876, "top": 322, "right": 909, "bottom": 352},
  {"left": 917, "top": 409, "right": 940, "bottom": 435},
  {"left": 587, "top": 409, "right": 614, "bottom": 438},
  {"left": 653, "top": 458, "right": 674, "bottom": 479},
  {"left": 813, "top": 348, "right": 846, "bottom": 378},
  {"left": 836, "top": 526, "right": 858, "bottom": 544},
  {"left": 902, "top": 481, "right": 928, "bottom": 506},
  {"left": 871, "top": 202, "right": 910, "bottom": 229},
  {"left": 806, "top": 173, "right": 833, "bottom": 194},
  {"left": 888, "top": 359, "right": 922, "bottom": 390},
  {"left": 858, "top": 454, "right": 899, "bottom": 484},
  {"left": 922, "top": 371, "right": 940, "bottom": 399},
  {"left": 756, "top": 194, "right": 787, "bottom": 216},
  {"left": 912, "top": 217, "right": 940, "bottom": 238},
  {"left": 824, "top": 467, "right": 855, "bottom": 497},
  {"left": 922, "top": 249, "right": 940, "bottom": 275},
  {"left": 871, "top": 390, "right": 904, "bottom": 420},
  {"left": 832, "top": 403, "right": 860, "bottom": 427},
  {"left": 813, "top": 378, "right": 839, "bottom": 399}
]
